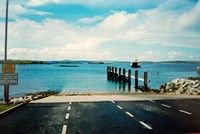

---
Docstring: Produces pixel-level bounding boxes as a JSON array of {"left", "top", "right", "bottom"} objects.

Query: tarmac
[{"left": 0, "top": 94, "right": 200, "bottom": 134}]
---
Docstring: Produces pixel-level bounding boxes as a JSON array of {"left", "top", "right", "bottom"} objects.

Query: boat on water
[
  {"left": 130, "top": 60, "right": 141, "bottom": 68},
  {"left": 197, "top": 65, "right": 200, "bottom": 73}
]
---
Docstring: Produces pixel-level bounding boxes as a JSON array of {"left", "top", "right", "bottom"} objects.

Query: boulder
[{"left": 160, "top": 78, "right": 200, "bottom": 95}]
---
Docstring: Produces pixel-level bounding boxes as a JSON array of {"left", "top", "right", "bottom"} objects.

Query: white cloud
[
  {"left": 28, "top": 0, "right": 64, "bottom": 6},
  {"left": 0, "top": 0, "right": 200, "bottom": 61},
  {"left": 0, "top": 2, "right": 52, "bottom": 19},
  {"left": 77, "top": 16, "right": 103, "bottom": 24},
  {"left": 27, "top": 0, "right": 165, "bottom": 7},
  {"left": 177, "top": 2, "right": 200, "bottom": 31},
  {"left": 168, "top": 51, "right": 183, "bottom": 59}
]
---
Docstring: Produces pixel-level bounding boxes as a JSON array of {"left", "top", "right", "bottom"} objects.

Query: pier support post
[
  {"left": 118, "top": 68, "right": 122, "bottom": 83},
  {"left": 109, "top": 66, "right": 111, "bottom": 80},
  {"left": 144, "top": 71, "right": 148, "bottom": 90},
  {"left": 111, "top": 67, "right": 114, "bottom": 81},
  {"left": 128, "top": 69, "right": 131, "bottom": 91},
  {"left": 122, "top": 68, "right": 126, "bottom": 84},
  {"left": 114, "top": 67, "right": 118, "bottom": 82},
  {"left": 135, "top": 70, "right": 138, "bottom": 91}
]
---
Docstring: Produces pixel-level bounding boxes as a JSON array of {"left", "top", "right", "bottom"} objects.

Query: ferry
[
  {"left": 197, "top": 65, "right": 200, "bottom": 73},
  {"left": 130, "top": 60, "right": 141, "bottom": 68}
]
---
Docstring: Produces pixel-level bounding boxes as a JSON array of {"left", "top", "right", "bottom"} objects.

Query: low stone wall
[
  {"left": 9, "top": 94, "right": 45, "bottom": 104},
  {"left": 160, "top": 78, "right": 200, "bottom": 95}
]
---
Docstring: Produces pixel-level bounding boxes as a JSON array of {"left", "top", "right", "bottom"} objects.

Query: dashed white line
[
  {"left": 117, "top": 105, "right": 123, "bottom": 110},
  {"left": 139, "top": 121, "right": 152, "bottom": 130},
  {"left": 68, "top": 106, "right": 71, "bottom": 111},
  {"left": 148, "top": 100, "right": 156, "bottom": 103},
  {"left": 65, "top": 113, "right": 70, "bottom": 119},
  {"left": 161, "top": 104, "right": 171, "bottom": 108},
  {"left": 61, "top": 125, "right": 67, "bottom": 134},
  {"left": 111, "top": 100, "right": 115, "bottom": 104},
  {"left": 125, "top": 111, "right": 134, "bottom": 117},
  {"left": 179, "top": 110, "right": 192, "bottom": 115},
  {"left": 69, "top": 102, "right": 72, "bottom": 105}
]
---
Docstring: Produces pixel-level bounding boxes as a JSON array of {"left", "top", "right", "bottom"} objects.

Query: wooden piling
[
  {"left": 122, "top": 68, "right": 126, "bottom": 84},
  {"left": 111, "top": 67, "right": 114, "bottom": 81},
  {"left": 114, "top": 67, "right": 118, "bottom": 82},
  {"left": 128, "top": 69, "right": 131, "bottom": 91},
  {"left": 144, "top": 71, "right": 148, "bottom": 90},
  {"left": 118, "top": 68, "right": 122, "bottom": 83},
  {"left": 135, "top": 70, "right": 138, "bottom": 90},
  {"left": 128, "top": 69, "right": 131, "bottom": 82}
]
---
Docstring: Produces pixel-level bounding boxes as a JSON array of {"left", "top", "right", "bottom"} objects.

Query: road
[{"left": 0, "top": 99, "right": 200, "bottom": 134}]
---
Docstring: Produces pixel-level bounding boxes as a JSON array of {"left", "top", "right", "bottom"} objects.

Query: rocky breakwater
[
  {"left": 9, "top": 94, "right": 44, "bottom": 104},
  {"left": 9, "top": 90, "right": 59, "bottom": 104},
  {"left": 160, "top": 78, "right": 200, "bottom": 95}
]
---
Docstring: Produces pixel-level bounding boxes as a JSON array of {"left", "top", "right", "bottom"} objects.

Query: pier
[{"left": 107, "top": 66, "right": 149, "bottom": 91}]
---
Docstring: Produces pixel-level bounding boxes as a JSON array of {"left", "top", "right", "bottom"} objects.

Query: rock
[
  {"left": 26, "top": 95, "right": 33, "bottom": 101},
  {"left": 11, "top": 97, "right": 23, "bottom": 104},
  {"left": 10, "top": 98, "right": 19, "bottom": 104},
  {"left": 33, "top": 94, "right": 43, "bottom": 100},
  {"left": 159, "top": 78, "right": 200, "bottom": 95}
]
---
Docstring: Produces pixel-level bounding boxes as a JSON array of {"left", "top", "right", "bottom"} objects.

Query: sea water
[{"left": 0, "top": 62, "right": 199, "bottom": 97}]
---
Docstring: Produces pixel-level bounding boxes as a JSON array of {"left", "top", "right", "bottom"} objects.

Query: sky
[{"left": 0, "top": 0, "right": 200, "bottom": 61}]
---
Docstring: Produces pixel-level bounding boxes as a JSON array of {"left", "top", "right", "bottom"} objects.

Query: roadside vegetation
[{"left": 0, "top": 104, "right": 15, "bottom": 113}]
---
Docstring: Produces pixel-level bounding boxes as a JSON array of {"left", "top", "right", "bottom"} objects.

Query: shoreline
[
  {"left": 31, "top": 93, "right": 200, "bottom": 103},
  {"left": 1, "top": 90, "right": 199, "bottom": 104}
]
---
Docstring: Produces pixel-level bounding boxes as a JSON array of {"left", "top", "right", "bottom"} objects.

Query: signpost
[
  {"left": 2, "top": 0, "right": 18, "bottom": 104},
  {"left": 1, "top": 63, "right": 18, "bottom": 103},
  {"left": 0, "top": 73, "right": 18, "bottom": 85},
  {"left": 2, "top": 64, "right": 15, "bottom": 73},
  {"left": 1, "top": 0, "right": 18, "bottom": 104}
]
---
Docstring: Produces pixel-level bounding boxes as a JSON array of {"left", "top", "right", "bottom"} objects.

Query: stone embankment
[
  {"left": 160, "top": 78, "right": 200, "bottom": 95},
  {"left": 9, "top": 90, "right": 59, "bottom": 104},
  {"left": 9, "top": 94, "right": 45, "bottom": 104}
]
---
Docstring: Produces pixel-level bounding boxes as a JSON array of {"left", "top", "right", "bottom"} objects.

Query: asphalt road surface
[{"left": 0, "top": 99, "right": 200, "bottom": 134}]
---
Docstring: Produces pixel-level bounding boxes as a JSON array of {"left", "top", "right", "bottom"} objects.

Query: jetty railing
[{"left": 107, "top": 66, "right": 149, "bottom": 91}]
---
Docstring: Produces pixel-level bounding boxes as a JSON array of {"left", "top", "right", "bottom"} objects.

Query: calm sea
[{"left": 0, "top": 62, "right": 199, "bottom": 97}]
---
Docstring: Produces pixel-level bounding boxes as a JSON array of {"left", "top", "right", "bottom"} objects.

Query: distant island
[
  {"left": 59, "top": 65, "right": 79, "bottom": 67},
  {"left": 0, "top": 60, "right": 47, "bottom": 64},
  {"left": 0, "top": 60, "right": 199, "bottom": 65},
  {"left": 0, "top": 60, "right": 83, "bottom": 65}
]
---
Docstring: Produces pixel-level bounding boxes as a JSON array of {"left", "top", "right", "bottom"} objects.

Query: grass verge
[{"left": 0, "top": 104, "right": 15, "bottom": 113}]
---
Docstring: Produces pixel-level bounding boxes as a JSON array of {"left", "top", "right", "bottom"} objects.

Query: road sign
[
  {"left": 2, "top": 64, "right": 16, "bottom": 73},
  {"left": 0, "top": 73, "right": 18, "bottom": 85}
]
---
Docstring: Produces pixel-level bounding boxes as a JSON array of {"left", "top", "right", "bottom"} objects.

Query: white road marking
[
  {"left": 161, "top": 104, "right": 171, "bottom": 108},
  {"left": 111, "top": 100, "right": 115, "bottom": 104},
  {"left": 125, "top": 111, "right": 134, "bottom": 117},
  {"left": 69, "top": 102, "right": 72, "bottom": 105},
  {"left": 68, "top": 106, "right": 71, "bottom": 111},
  {"left": 65, "top": 113, "right": 70, "bottom": 119},
  {"left": 139, "top": 121, "right": 153, "bottom": 130},
  {"left": 179, "top": 110, "right": 192, "bottom": 115},
  {"left": 117, "top": 105, "right": 123, "bottom": 110},
  {"left": 148, "top": 100, "right": 156, "bottom": 103},
  {"left": 61, "top": 125, "right": 67, "bottom": 134}
]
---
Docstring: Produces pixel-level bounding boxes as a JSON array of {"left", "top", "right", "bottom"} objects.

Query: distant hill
[
  {"left": 0, "top": 60, "right": 199, "bottom": 65},
  {"left": 0, "top": 60, "right": 47, "bottom": 64},
  {"left": 156, "top": 61, "right": 200, "bottom": 64}
]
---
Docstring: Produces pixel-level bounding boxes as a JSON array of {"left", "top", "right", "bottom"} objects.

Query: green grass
[{"left": 0, "top": 104, "right": 15, "bottom": 113}]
